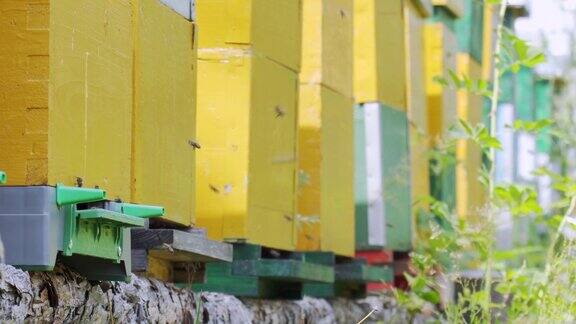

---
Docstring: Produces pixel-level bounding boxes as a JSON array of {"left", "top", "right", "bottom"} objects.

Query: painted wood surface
[
  {"left": 432, "top": 0, "right": 464, "bottom": 17},
  {"left": 0, "top": 0, "right": 133, "bottom": 200},
  {"left": 456, "top": 53, "right": 485, "bottom": 217},
  {"left": 455, "top": 0, "right": 484, "bottom": 62},
  {"left": 300, "top": 0, "right": 353, "bottom": 97},
  {"left": 296, "top": 84, "right": 355, "bottom": 257},
  {"left": 535, "top": 80, "right": 553, "bottom": 153},
  {"left": 380, "top": 106, "right": 413, "bottom": 251},
  {"left": 195, "top": 52, "right": 298, "bottom": 251},
  {"left": 354, "top": 0, "right": 407, "bottom": 109},
  {"left": 405, "top": 0, "right": 431, "bottom": 223},
  {"left": 132, "top": 0, "right": 196, "bottom": 226},
  {"left": 195, "top": 0, "right": 302, "bottom": 71},
  {"left": 355, "top": 104, "right": 386, "bottom": 250},
  {"left": 131, "top": 229, "right": 233, "bottom": 263}
]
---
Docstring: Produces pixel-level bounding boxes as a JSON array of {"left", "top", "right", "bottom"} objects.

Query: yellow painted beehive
[
  {"left": 300, "top": 0, "right": 353, "bottom": 97},
  {"left": 132, "top": 0, "right": 197, "bottom": 226},
  {"left": 195, "top": 0, "right": 302, "bottom": 72},
  {"left": 0, "top": 0, "right": 133, "bottom": 200},
  {"left": 195, "top": 51, "right": 298, "bottom": 251},
  {"left": 405, "top": 0, "right": 432, "bottom": 212},
  {"left": 295, "top": 0, "right": 354, "bottom": 257},
  {"left": 456, "top": 53, "right": 485, "bottom": 217},
  {"left": 297, "top": 84, "right": 354, "bottom": 257},
  {"left": 482, "top": 2, "right": 499, "bottom": 80},
  {"left": 425, "top": 17, "right": 458, "bottom": 143},
  {"left": 353, "top": 0, "right": 407, "bottom": 109}
]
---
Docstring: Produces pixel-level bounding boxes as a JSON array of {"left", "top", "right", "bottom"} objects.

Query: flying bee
[
  {"left": 188, "top": 139, "right": 201, "bottom": 150},
  {"left": 209, "top": 184, "right": 220, "bottom": 193},
  {"left": 275, "top": 105, "right": 285, "bottom": 118}
]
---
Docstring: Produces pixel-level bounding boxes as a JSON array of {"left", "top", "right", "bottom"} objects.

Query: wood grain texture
[{"left": 131, "top": 229, "right": 233, "bottom": 263}]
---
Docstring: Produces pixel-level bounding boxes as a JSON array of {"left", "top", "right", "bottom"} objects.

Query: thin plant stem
[
  {"left": 485, "top": 0, "right": 509, "bottom": 320},
  {"left": 544, "top": 196, "right": 576, "bottom": 279}
]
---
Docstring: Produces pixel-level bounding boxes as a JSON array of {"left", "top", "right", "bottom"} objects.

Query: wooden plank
[
  {"left": 432, "top": 0, "right": 464, "bottom": 18},
  {"left": 356, "top": 250, "right": 394, "bottom": 265},
  {"left": 131, "top": 229, "right": 233, "bottom": 263},
  {"left": 195, "top": 246, "right": 335, "bottom": 298},
  {"left": 411, "top": 0, "right": 433, "bottom": 17},
  {"left": 232, "top": 259, "right": 334, "bottom": 283},
  {"left": 335, "top": 263, "right": 393, "bottom": 283}
]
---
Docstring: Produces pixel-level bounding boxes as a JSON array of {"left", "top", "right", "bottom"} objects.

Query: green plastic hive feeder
[{"left": 0, "top": 184, "right": 164, "bottom": 281}]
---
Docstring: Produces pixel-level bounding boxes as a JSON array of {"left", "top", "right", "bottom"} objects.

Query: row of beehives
[{"left": 0, "top": 0, "right": 495, "bottom": 279}]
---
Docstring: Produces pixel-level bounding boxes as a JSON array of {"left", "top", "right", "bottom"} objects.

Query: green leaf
[{"left": 525, "top": 53, "right": 546, "bottom": 67}]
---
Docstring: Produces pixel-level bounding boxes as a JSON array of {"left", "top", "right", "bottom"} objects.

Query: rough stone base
[{"left": 0, "top": 264, "right": 419, "bottom": 323}]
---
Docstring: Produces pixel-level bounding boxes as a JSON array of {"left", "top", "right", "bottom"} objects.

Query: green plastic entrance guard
[
  {"left": 56, "top": 185, "right": 155, "bottom": 263},
  {"left": 0, "top": 171, "right": 6, "bottom": 184},
  {"left": 120, "top": 203, "right": 165, "bottom": 218}
]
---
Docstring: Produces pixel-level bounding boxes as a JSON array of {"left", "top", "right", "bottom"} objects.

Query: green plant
[{"left": 395, "top": 0, "right": 576, "bottom": 322}]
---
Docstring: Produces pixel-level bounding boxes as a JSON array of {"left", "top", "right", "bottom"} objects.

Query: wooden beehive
[
  {"left": 195, "top": 51, "right": 299, "bottom": 251},
  {"left": 353, "top": 0, "right": 407, "bottom": 109},
  {"left": 195, "top": 0, "right": 302, "bottom": 72},
  {"left": 297, "top": 84, "right": 355, "bottom": 257},
  {"left": 405, "top": 0, "right": 432, "bottom": 217},
  {"left": 0, "top": 0, "right": 133, "bottom": 200},
  {"left": 355, "top": 103, "right": 412, "bottom": 252},
  {"left": 193, "top": 0, "right": 302, "bottom": 251},
  {"left": 296, "top": 0, "right": 355, "bottom": 257},
  {"left": 425, "top": 5, "right": 458, "bottom": 208},
  {"left": 132, "top": 0, "right": 196, "bottom": 226},
  {"left": 299, "top": 0, "right": 353, "bottom": 97},
  {"left": 534, "top": 79, "right": 552, "bottom": 154},
  {"left": 455, "top": 0, "right": 484, "bottom": 63},
  {"left": 455, "top": 53, "right": 485, "bottom": 217}
]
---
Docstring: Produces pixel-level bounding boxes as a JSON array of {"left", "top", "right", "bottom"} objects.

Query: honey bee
[{"left": 275, "top": 105, "right": 286, "bottom": 118}]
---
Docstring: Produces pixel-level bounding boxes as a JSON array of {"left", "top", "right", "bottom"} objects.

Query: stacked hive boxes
[
  {"left": 195, "top": 0, "right": 301, "bottom": 251},
  {"left": 405, "top": 0, "right": 433, "bottom": 222},
  {"left": 425, "top": 0, "right": 461, "bottom": 210},
  {"left": 0, "top": 0, "right": 196, "bottom": 227},
  {"left": 0, "top": 0, "right": 133, "bottom": 199},
  {"left": 354, "top": 0, "right": 412, "bottom": 252},
  {"left": 455, "top": 0, "right": 486, "bottom": 217},
  {"left": 0, "top": 0, "right": 197, "bottom": 281},
  {"left": 296, "top": 0, "right": 355, "bottom": 257}
]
